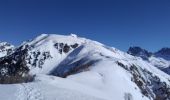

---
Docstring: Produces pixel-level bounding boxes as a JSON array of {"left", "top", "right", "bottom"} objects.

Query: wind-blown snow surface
[
  {"left": 0, "top": 34, "right": 170, "bottom": 100},
  {"left": 0, "top": 74, "right": 148, "bottom": 100}
]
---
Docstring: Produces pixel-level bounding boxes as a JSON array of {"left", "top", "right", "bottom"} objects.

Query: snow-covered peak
[
  {"left": 70, "top": 33, "right": 78, "bottom": 38},
  {"left": 127, "top": 46, "right": 152, "bottom": 60},
  {"left": 22, "top": 34, "right": 104, "bottom": 50},
  {"left": 0, "top": 42, "right": 14, "bottom": 48},
  {"left": 0, "top": 42, "right": 14, "bottom": 58},
  {"left": 27, "top": 34, "right": 86, "bottom": 46},
  {"left": 156, "top": 47, "right": 170, "bottom": 55},
  {"left": 154, "top": 47, "right": 170, "bottom": 60}
]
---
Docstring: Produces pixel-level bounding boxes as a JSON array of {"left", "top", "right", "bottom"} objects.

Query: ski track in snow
[{"left": 16, "top": 83, "right": 44, "bottom": 100}]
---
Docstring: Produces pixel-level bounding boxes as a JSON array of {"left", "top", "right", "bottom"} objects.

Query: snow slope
[
  {"left": 0, "top": 34, "right": 170, "bottom": 100},
  {"left": 0, "top": 75, "right": 107, "bottom": 100}
]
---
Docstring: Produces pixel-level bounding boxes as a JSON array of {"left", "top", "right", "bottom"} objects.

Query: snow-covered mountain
[
  {"left": 0, "top": 42, "right": 14, "bottom": 58},
  {"left": 128, "top": 46, "right": 170, "bottom": 75},
  {"left": 0, "top": 34, "right": 170, "bottom": 100},
  {"left": 127, "top": 47, "right": 152, "bottom": 60},
  {"left": 155, "top": 48, "right": 170, "bottom": 60}
]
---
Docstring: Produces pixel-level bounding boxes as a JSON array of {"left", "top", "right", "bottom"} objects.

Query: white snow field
[
  {"left": 0, "top": 73, "right": 148, "bottom": 100},
  {"left": 0, "top": 75, "right": 107, "bottom": 100},
  {"left": 0, "top": 34, "right": 170, "bottom": 100}
]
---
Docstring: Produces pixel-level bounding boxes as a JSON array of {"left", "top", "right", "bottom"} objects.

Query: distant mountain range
[
  {"left": 128, "top": 47, "right": 170, "bottom": 74},
  {"left": 0, "top": 34, "right": 170, "bottom": 100}
]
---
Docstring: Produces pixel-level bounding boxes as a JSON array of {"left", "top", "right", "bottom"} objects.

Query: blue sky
[{"left": 0, "top": 0, "right": 170, "bottom": 52}]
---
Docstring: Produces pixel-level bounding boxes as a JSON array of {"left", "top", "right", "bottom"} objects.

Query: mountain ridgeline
[{"left": 0, "top": 34, "right": 170, "bottom": 100}]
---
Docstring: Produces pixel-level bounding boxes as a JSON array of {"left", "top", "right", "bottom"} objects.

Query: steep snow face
[
  {"left": 0, "top": 34, "right": 170, "bottom": 100},
  {"left": 0, "top": 42, "right": 14, "bottom": 58},
  {"left": 0, "top": 34, "right": 103, "bottom": 76},
  {"left": 23, "top": 34, "right": 103, "bottom": 74}
]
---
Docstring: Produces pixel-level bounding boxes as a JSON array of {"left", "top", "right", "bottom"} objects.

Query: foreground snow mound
[
  {"left": 0, "top": 34, "right": 170, "bottom": 100},
  {"left": 0, "top": 75, "right": 108, "bottom": 100}
]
